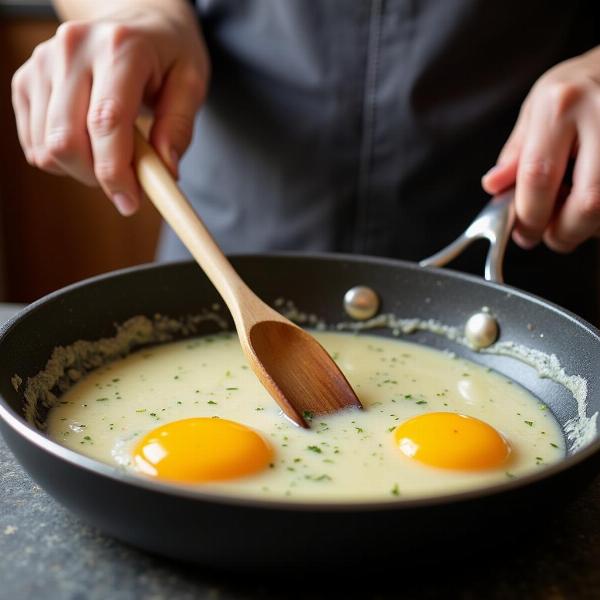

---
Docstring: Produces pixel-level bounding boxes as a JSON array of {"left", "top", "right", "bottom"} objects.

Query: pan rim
[{"left": 1, "top": 251, "right": 599, "bottom": 513}]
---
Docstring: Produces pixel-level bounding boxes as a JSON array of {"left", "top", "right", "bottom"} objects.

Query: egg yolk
[
  {"left": 393, "top": 412, "right": 510, "bottom": 470},
  {"left": 132, "top": 417, "right": 273, "bottom": 483}
]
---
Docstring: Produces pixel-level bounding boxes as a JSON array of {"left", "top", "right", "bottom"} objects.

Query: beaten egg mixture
[{"left": 47, "top": 331, "right": 564, "bottom": 501}]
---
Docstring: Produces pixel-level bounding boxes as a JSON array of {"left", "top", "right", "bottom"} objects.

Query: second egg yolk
[
  {"left": 393, "top": 412, "right": 510, "bottom": 470},
  {"left": 132, "top": 417, "right": 273, "bottom": 483}
]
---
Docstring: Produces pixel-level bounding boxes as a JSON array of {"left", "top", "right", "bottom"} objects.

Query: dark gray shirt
[{"left": 159, "top": 0, "right": 600, "bottom": 322}]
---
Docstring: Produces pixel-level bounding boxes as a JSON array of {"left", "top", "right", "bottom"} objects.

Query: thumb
[
  {"left": 482, "top": 104, "right": 529, "bottom": 195},
  {"left": 150, "top": 63, "right": 207, "bottom": 178}
]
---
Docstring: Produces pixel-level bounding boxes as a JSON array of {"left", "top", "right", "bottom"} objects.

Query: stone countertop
[{"left": 2, "top": 304, "right": 600, "bottom": 599}]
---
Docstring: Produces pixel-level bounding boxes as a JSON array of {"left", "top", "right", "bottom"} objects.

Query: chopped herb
[
  {"left": 404, "top": 394, "right": 412, "bottom": 400},
  {"left": 307, "top": 445, "right": 322, "bottom": 454},
  {"left": 112, "top": 378, "right": 120, "bottom": 382},
  {"left": 415, "top": 400, "right": 427, "bottom": 405},
  {"left": 226, "top": 387, "right": 238, "bottom": 391},
  {"left": 390, "top": 483, "right": 400, "bottom": 497},
  {"left": 505, "top": 471, "right": 515, "bottom": 478},
  {"left": 95, "top": 397, "right": 109, "bottom": 402},
  {"left": 303, "top": 410, "right": 314, "bottom": 422},
  {"left": 387, "top": 426, "right": 396, "bottom": 432},
  {"left": 207, "top": 400, "right": 217, "bottom": 405},
  {"left": 550, "top": 442, "right": 559, "bottom": 449},
  {"left": 135, "top": 409, "right": 146, "bottom": 413},
  {"left": 355, "top": 427, "right": 364, "bottom": 433},
  {"left": 255, "top": 407, "right": 264, "bottom": 411},
  {"left": 305, "top": 474, "right": 332, "bottom": 482},
  {"left": 524, "top": 420, "right": 534, "bottom": 427}
]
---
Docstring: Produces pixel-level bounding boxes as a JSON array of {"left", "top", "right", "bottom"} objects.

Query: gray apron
[{"left": 159, "top": 0, "right": 600, "bottom": 322}]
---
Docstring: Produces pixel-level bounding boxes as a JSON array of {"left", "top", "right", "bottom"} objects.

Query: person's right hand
[{"left": 11, "top": 5, "right": 210, "bottom": 215}]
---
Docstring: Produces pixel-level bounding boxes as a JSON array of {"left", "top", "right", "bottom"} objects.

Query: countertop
[{"left": 2, "top": 303, "right": 600, "bottom": 599}]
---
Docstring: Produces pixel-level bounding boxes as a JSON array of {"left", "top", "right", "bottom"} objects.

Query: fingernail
[
  {"left": 112, "top": 193, "right": 137, "bottom": 216},
  {"left": 482, "top": 165, "right": 501, "bottom": 181},
  {"left": 512, "top": 230, "right": 539, "bottom": 250}
]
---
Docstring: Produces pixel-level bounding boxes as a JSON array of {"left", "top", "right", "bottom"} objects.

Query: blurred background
[
  {"left": 0, "top": 1, "right": 161, "bottom": 303},
  {"left": 1, "top": 2, "right": 600, "bottom": 325}
]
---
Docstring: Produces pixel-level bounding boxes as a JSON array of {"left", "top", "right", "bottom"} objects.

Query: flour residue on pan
[
  {"left": 482, "top": 342, "right": 594, "bottom": 451},
  {"left": 16, "top": 311, "right": 229, "bottom": 429},
  {"left": 275, "top": 299, "right": 596, "bottom": 452}
]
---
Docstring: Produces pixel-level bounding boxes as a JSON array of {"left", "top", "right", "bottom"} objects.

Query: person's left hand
[{"left": 482, "top": 46, "right": 600, "bottom": 253}]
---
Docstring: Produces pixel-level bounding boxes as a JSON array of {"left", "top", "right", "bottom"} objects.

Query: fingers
[
  {"left": 45, "top": 23, "right": 95, "bottom": 185},
  {"left": 544, "top": 129, "right": 600, "bottom": 252},
  {"left": 11, "top": 66, "right": 33, "bottom": 163},
  {"left": 513, "top": 91, "right": 575, "bottom": 248},
  {"left": 87, "top": 43, "right": 152, "bottom": 215},
  {"left": 482, "top": 102, "right": 529, "bottom": 195},
  {"left": 29, "top": 64, "right": 63, "bottom": 174},
  {"left": 149, "top": 62, "right": 206, "bottom": 177}
]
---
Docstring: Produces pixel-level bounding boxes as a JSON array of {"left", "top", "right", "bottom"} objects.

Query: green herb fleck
[
  {"left": 207, "top": 400, "right": 217, "bottom": 405},
  {"left": 390, "top": 483, "right": 400, "bottom": 497},
  {"left": 303, "top": 410, "right": 314, "bottom": 422},
  {"left": 524, "top": 420, "right": 534, "bottom": 427},
  {"left": 96, "top": 397, "right": 109, "bottom": 402},
  {"left": 307, "top": 445, "right": 322, "bottom": 454},
  {"left": 305, "top": 474, "right": 332, "bottom": 482}
]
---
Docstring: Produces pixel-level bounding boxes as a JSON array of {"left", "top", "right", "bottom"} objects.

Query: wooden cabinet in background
[{"left": 0, "top": 15, "right": 161, "bottom": 303}]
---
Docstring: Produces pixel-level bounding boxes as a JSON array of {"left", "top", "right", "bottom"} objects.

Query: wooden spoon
[{"left": 132, "top": 129, "right": 362, "bottom": 427}]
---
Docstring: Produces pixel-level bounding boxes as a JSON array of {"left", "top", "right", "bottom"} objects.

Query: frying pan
[{"left": 1, "top": 195, "right": 599, "bottom": 570}]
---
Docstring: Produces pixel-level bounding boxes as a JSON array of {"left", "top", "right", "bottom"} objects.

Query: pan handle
[{"left": 419, "top": 189, "right": 516, "bottom": 283}]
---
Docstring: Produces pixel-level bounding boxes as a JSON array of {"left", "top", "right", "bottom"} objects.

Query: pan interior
[{"left": 0, "top": 256, "right": 598, "bottom": 502}]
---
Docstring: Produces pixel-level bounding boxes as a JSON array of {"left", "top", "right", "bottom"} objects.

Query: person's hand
[
  {"left": 482, "top": 46, "right": 600, "bottom": 253},
  {"left": 11, "top": 4, "right": 209, "bottom": 215}
]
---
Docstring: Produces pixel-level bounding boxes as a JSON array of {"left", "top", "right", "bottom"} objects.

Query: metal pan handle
[{"left": 419, "top": 189, "right": 516, "bottom": 283}]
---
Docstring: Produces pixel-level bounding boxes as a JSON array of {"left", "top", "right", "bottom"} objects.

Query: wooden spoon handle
[{"left": 132, "top": 128, "right": 250, "bottom": 315}]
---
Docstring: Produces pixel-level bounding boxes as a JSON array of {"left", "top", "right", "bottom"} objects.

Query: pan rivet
[
  {"left": 465, "top": 312, "right": 499, "bottom": 349},
  {"left": 343, "top": 286, "right": 380, "bottom": 320}
]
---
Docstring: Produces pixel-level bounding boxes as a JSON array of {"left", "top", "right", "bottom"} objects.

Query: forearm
[{"left": 52, "top": 0, "right": 195, "bottom": 23}]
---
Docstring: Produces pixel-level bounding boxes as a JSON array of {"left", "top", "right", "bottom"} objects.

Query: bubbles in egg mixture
[{"left": 46, "top": 331, "right": 565, "bottom": 501}]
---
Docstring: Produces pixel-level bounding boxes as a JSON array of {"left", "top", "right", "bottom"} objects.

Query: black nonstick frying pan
[{"left": 0, "top": 194, "right": 599, "bottom": 570}]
